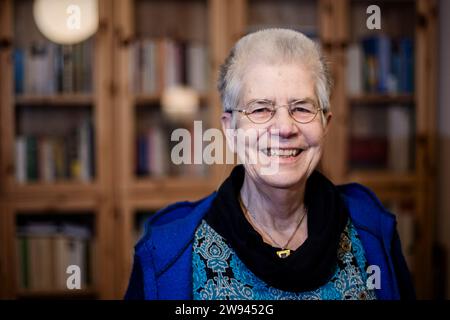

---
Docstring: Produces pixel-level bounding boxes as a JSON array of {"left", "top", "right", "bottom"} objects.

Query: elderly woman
[{"left": 125, "top": 28, "right": 415, "bottom": 300}]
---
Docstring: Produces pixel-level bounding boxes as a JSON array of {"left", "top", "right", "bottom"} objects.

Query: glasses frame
[{"left": 230, "top": 99, "right": 324, "bottom": 124}]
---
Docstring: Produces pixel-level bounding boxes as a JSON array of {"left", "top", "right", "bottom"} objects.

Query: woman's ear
[
  {"left": 221, "top": 112, "right": 236, "bottom": 153},
  {"left": 323, "top": 111, "right": 332, "bottom": 136}
]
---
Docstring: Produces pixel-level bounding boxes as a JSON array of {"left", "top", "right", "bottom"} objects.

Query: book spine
[
  {"left": 14, "top": 49, "right": 25, "bottom": 94},
  {"left": 346, "top": 43, "right": 363, "bottom": 95},
  {"left": 26, "top": 136, "right": 38, "bottom": 181},
  {"left": 15, "top": 136, "right": 27, "bottom": 183}
]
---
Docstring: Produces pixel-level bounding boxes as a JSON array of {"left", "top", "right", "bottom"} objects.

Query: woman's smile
[{"left": 260, "top": 147, "right": 306, "bottom": 164}]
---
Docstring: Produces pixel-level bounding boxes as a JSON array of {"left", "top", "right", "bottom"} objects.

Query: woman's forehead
[{"left": 241, "top": 62, "right": 315, "bottom": 100}]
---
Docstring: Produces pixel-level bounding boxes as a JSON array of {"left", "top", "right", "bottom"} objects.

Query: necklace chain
[{"left": 238, "top": 195, "right": 307, "bottom": 251}]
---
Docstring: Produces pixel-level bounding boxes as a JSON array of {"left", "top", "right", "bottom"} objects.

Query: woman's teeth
[{"left": 263, "top": 148, "right": 302, "bottom": 157}]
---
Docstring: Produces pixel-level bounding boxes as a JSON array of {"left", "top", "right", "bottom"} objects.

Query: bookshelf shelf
[
  {"left": 9, "top": 192, "right": 103, "bottom": 212},
  {"left": 134, "top": 94, "right": 209, "bottom": 107},
  {"left": 348, "top": 170, "right": 417, "bottom": 188},
  {"left": 348, "top": 94, "right": 415, "bottom": 105},
  {"left": 11, "top": 181, "right": 97, "bottom": 189},
  {"left": 133, "top": 94, "right": 160, "bottom": 105},
  {"left": 14, "top": 94, "right": 93, "bottom": 107},
  {"left": 132, "top": 177, "right": 214, "bottom": 197},
  {"left": 17, "top": 288, "right": 97, "bottom": 299}
]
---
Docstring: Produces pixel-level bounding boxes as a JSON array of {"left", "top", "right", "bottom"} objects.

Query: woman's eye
[
  {"left": 292, "top": 103, "right": 314, "bottom": 113},
  {"left": 252, "top": 107, "right": 271, "bottom": 114},
  {"left": 292, "top": 107, "right": 311, "bottom": 113}
]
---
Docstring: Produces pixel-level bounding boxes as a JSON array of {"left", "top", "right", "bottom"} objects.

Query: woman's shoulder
[
  {"left": 337, "top": 182, "right": 396, "bottom": 238},
  {"left": 135, "top": 192, "right": 217, "bottom": 249}
]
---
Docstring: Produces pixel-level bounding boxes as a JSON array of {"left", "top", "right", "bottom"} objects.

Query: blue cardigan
[{"left": 125, "top": 183, "right": 415, "bottom": 300}]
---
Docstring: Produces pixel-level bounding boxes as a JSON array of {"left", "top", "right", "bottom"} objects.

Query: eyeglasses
[{"left": 230, "top": 99, "right": 323, "bottom": 124}]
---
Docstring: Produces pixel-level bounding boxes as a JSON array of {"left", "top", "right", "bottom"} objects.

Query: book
[
  {"left": 387, "top": 105, "right": 412, "bottom": 172},
  {"left": 362, "top": 35, "right": 391, "bottom": 93},
  {"left": 78, "top": 116, "right": 94, "bottom": 182},
  {"left": 398, "top": 37, "right": 414, "bottom": 93},
  {"left": 136, "top": 134, "right": 149, "bottom": 176},
  {"left": 14, "top": 49, "right": 25, "bottom": 94},
  {"left": 15, "top": 136, "right": 27, "bottom": 183},
  {"left": 16, "top": 236, "right": 29, "bottom": 289},
  {"left": 346, "top": 43, "right": 363, "bottom": 95},
  {"left": 150, "top": 126, "right": 168, "bottom": 177},
  {"left": 26, "top": 136, "right": 38, "bottom": 181},
  {"left": 187, "top": 43, "right": 208, "bottom": 94}
]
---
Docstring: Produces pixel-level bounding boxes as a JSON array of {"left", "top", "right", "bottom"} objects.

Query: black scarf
[{"left": 205, "top": 165, "right": 349, "bottom": 292}]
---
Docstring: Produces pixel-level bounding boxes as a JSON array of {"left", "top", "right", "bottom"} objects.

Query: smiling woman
[{"left": 125, "top": 28, "right": 415, "bottom": 300}]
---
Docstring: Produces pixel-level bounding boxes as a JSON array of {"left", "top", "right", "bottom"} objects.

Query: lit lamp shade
[
  {"left": 33, "top": 0, "right": 99, "bottom": 45},
  {"left": 161, "top": 86, "right": 200, "bottom": 121}
]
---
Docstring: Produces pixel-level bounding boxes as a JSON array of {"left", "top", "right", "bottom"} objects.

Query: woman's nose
[{"left": 269, "top": 106, "right": 299, "bottom": 138}]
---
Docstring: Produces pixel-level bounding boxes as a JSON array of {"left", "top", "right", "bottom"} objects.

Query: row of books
[
  {"left": 347, "top": 35, "right": 414, "bottom": 95},
  {"left": 135, "top": 124, "right": 207, "bottom": 178},
  {"left": 15, "top": 117, "right": 95, "bottom": 183},
  {"left": 349, "top": 104, "right": 413, "bottom": 171},
  {"left": 130, "top": 38, "right": 209, "bottom": 95},
  {"left": 14, "top": 40, "right": 93, "bottom": 95},
  {"left": 16, "top": 223, "right": 93, "bottom": 291}
]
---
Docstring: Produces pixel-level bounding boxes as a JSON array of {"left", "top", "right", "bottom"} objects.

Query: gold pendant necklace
[{"left": 238, "top": 195, "right": 307, "bottom": 259}]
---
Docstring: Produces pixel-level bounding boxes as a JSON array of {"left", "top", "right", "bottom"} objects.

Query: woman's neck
[{"left": 240, "top": 172, "right": 307, "bottom": 232}]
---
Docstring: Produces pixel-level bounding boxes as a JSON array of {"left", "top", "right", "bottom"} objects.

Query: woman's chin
[{"left": 255, "top": 166, "right": 308, "bottom": 189}]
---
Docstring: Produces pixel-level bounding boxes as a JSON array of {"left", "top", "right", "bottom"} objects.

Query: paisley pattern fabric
[{"left": 192, "top": 219, "right": 377, "bottom": 300}]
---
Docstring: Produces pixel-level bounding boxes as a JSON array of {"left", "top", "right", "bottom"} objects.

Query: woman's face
[{"left": 222, "top": 62, "right": 332, "bottom": 189}]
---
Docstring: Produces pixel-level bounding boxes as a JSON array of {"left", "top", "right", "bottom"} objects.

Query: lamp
[
  {"left": 33, "top": 0, "right": 99, "bottom": 45},
  {"left": 161, "top": 86, "right": 200, "bottom": 121}
]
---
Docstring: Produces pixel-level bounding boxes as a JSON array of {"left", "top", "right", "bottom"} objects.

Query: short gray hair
[{"left": 218, "top": 28, "right": 332, "bottom": 123}]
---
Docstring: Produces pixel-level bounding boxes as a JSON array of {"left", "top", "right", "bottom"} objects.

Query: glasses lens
[
  {"left": 289, "top": 101, "right": 318, "bottom": 123},
  {"left": 246, "top": 100, "right": 274, "bottom": 123}
]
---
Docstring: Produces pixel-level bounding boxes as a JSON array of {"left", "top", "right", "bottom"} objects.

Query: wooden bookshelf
[
  {"left": 0, "top": 0, "right": 116, "bottom": 299},
  {"left": 111, "top": 0, "right": 229, "bottom": 297},
  {"left": 338, "top": 0, "right": 437, "bottom": 299},
  {"left": 348, "top": 170, "right": 417, "bottom": 187},
  {"left": 17, "top": 288, "right": 97, "bottom": 299},
  {"left": 0, "top": 0, "right": 438, "bottom": 300},
  {"left": 14, "top": 94, "right": 93, "bottom": 107}
]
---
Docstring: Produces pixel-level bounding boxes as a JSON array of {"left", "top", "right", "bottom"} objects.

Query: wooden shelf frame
[
  {"left": 14, "top": 94, "right": 94, "bottom": 107},
  {"left": 16, "top": 287, "right": 97, "bottom": 299}
]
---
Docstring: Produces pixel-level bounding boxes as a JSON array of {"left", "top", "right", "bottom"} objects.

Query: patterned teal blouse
[{"left": 192, "top": 219, "right": 377, "bottom": 300}]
